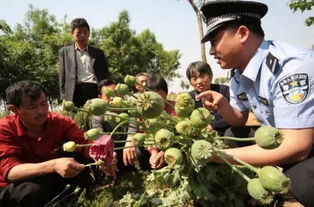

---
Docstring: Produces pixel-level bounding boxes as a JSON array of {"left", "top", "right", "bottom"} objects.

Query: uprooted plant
[{"left": 59, "top": 74, "right": 290, "bottom": 207}]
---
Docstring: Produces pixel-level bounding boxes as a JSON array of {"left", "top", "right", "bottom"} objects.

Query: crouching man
[{"left": 0, "top": 80, "right": 116, "bottom": 206}]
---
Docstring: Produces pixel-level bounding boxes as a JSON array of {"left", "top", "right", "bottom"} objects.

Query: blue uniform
[{"left": 230, "top": 40, "right": 314, "bottom": 128}]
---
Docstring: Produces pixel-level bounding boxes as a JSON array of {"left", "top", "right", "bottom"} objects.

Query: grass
[{"left": 53, "top": 170, "right": 148, "bottom": 207}]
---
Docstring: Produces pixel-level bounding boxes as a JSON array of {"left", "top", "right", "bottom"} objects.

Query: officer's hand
[
  {"left": 196, "top": 90, "right": 227, "bottom": 111},
  {"left": 123, "top": 139, "right": 137, "bottom": 166},
  {"left": 54, "top": 157, "right": 84, "bottom": 178}
]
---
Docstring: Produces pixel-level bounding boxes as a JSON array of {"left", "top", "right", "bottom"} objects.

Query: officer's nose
[{"left": 209, "top": 46, "right": 215, "bottom": 56}]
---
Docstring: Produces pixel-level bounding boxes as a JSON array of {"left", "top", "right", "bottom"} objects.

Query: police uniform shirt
[{"left": 230, "top": 40, "right": 314, "bottom": 128}]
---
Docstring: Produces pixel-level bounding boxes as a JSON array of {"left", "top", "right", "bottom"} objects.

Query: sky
[{"left": 1, "top": 0, "right": 314, "bottom": 93}]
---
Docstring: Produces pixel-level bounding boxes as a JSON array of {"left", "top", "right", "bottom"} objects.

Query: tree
[
  {"left": 214, "top": 77, "right": 229, "bottom": 85},
  {"left": 0, "top": 7, "right": 180, "bottom": 102},
  {"left": 0, "top": 5, "right": 70, "bottom": 102},
  {"left": 187, "top": 0, "right": 207, "bottom": 63},
  {"left": 180, "top": 80, "right": 191, "bottom": 91},
  {"left": 93, "top": 10, "right": 181, "bottom": 82},
  {"left": 289, "top": 0, "right": 314, "bottom": 26}
]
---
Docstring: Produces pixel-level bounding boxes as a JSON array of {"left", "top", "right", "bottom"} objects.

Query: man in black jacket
[
  {"left": 186, "top": 61, "right": 230, "bottom": 135},
  {"left": 59, "top": 18, "right": 110, "bottom": 107}
]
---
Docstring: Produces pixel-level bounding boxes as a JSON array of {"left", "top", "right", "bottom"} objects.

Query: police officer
[{"left": 196, "top": 1, "right": 314, "bottom": 206}]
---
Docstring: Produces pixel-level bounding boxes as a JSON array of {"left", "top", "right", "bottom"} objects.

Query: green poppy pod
[
  {"left": 124, "top": 75, "right": 136, "bottom": 86},
  {"left": 136, "top": 92, "right": 164, "bottom": 119},
  {"left": 164, "top": 147, "right": 183, "bottom": 167},
  {"left": 85, "top": 128, "right": 103, "bottom": 140},
  {"left": 154, "top": 128, "right": 174, "bottom": 149},
  {"left": 254, "top": 126, "right": 282, "bottom": 149},
  {"left": 89, "top": 98, "right": 108, "bottom": 116},
  {"left": 115, "top": 83, "right": 130, "bottom": 96},
  {"left": 247, "top": 178, "right": 273, "bottom": 205},
  {"left": 63, "top": 141, "right": 76, "bottom": 152},
  {"left": 62, "top": 101, "right": 75, "bottom": 112},
  {"left": 191, "top": 140, "right": 213, "bottom": 165},
  {"left": 190, "top": 107, "right": 213, "bottom": 128},
  {"left": 258, "top": 166, "right": 291, "bottom": 193}
]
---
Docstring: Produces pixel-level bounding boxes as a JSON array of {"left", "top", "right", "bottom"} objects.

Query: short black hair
[
  {"left": 228, "top": 22, "right": 264, "bottom": 38},
  {"left": 186, "top": 61, "right": 213, "bottom": 81},
  {"left": 70, "top": 18, "right": 90, "bottom": 33},
  {"left": 6, "top": 80, "right": 47, "bottom": 108},
  {"left": 98, "top": 79, "right": 116, "bottom": 94},
  {"left": 147, "top": 74, "right": 168, "bottom": 94}
]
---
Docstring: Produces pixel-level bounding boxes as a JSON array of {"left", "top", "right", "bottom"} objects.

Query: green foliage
[
  {"left": 180, "top": 80, "right": 191, "bottom": 91},
  {"left": 94, "top": 10, "right": 181, "bottom": 82},
  {"left": 0, "top": 7, "right": 180, "bottom": 102},
  {"left": 214, "top": 77, "right": 229, "bottom": 85},
  {"left": 0, "top": 5, "right": 68, "bottom": 100},
  {"left": 289, "top": 0, "right": 314, "bottom": 26}
]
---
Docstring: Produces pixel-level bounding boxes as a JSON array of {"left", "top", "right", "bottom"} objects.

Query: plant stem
[
  {"left": 216, "top": 150, "right": 259, "bottom": 174},
  {"left": 74, "top": 108, "right": 90, "bottom": 114},
  {"left": 113, "top": 140, "right": 132, "bottom": 143},
  {"left": 220, "top": 156, "right": 251, "bottom": 182},
  {"left": 214, "top": 136, "right": 255, "bottom": 141},
  {"left": 113, "top": 144, "right": 152, "bottom": 151},
  {"left": 101, "top": 131, "right": 135, "bottom": 135},
  {"left": 44, "top": 184, "right": 71, "bottom": 207},
  {"left": 161, "top": 111, "right": 177, "bottom": 123},
  {"left": 51, "top": 187, "right": 81, "bottom": 207},
  {"left": 76, "top": 143, "right": 92, "bottom": 148},
  {"left": 108, "top": 107, "right": 136, "bottom": 111},
  {"left": 110, "top": 120, "right": 129, "bottom": 138}
]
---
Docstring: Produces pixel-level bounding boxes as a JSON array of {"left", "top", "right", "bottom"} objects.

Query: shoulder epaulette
[{"left": 266, "top": 52, "right": 281, "bottom": 75}]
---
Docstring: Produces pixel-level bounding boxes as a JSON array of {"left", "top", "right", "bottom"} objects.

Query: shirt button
[{"left": 253, "top": 105, "right": 257, "bottom": 109}]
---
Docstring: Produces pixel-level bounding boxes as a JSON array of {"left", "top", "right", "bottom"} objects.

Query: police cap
[{"left": 200, "top": 1, "right": 268, "bottom": 43}]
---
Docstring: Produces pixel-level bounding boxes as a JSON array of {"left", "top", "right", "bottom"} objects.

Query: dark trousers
[
  {"left": 73, "top": 83, "right": 98, "bottom": 107},
  {"left": 284, "top": 156, "right": 314, "bottom": 207},
  {"left": 0, "top": 153, "right": 98, "bottom": 207}
]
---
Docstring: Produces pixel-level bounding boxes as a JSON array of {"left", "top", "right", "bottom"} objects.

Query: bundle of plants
[{"left": 60, "top": 75, "right": 290, "bottom": 207}]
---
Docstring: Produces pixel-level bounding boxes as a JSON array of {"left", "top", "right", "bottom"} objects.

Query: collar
[
  {"left": 15, "top": 115, "right": 27, "bottom": 137},
  {"left": 15, "top": 112, "right": 52, "bottom": 138},
  {"left": 234, "top": 40, "right": 269, "bottom": 84},
  {"left": 75, "top": 42, "right": 88, "bottom": 51}
]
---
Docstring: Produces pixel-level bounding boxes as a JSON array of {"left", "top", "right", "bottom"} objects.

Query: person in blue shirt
[
  {"left": 186, "top": 61, "right": 230, "bottom": 136},
  {"left": 196, "top": 1, "right": 314, "bottom": 206}
]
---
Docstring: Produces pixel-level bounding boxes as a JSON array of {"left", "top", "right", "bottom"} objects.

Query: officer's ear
[{"left": 237, "top": 25, "right": 250, "bottom": 43}]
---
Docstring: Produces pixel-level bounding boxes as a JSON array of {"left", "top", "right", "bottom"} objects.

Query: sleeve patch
[{"left": 279, "top": 73, "right": 309, "bottom": 104}]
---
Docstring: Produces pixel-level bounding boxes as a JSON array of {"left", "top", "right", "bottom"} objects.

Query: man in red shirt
[{"left": 0, "top": 80, "right": 111, "bottom": 206}]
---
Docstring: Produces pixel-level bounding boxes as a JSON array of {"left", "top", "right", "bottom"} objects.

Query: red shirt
[{"left": 0, "top": 112, "right": 88, "bottom": 187}]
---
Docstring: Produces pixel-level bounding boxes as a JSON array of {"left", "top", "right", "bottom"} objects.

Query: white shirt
[{"left": 75, "top": 43, "right": 97, "bottom": 84}]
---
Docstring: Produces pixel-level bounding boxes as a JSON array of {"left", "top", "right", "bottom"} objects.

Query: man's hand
[
  {"left": 149, "top": 150, "right": 165, "bottom": 169},
  {"left": 196, "top": 90, "right": 227, "bottom": 111},
  {"left": 54, "top": 157, "right": 85, "bottom": 178},
  {"left": 206, "top": 124, "right": 214, "bottom": 132},
  {"left": 123, "top": 139, "right": 137, "bottom": 166}
]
